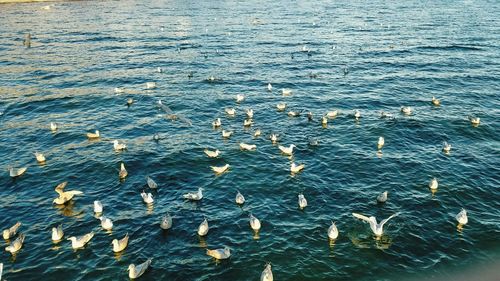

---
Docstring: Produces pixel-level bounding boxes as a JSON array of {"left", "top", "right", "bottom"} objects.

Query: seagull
[
  {"left": 456, "top": 208, "right": 468, "bottom": 226},
  {"left": 112, "top": 233, "right": 129, "bottom": 252},
  {"left": 249, "top": 214, "right": 261, "bottom": 231},
  {"left": 34, "top": 152, "right": 46, "bottom": 163},
  {"left": 236, "top": 94, "right": 245, "bottom": 103},
  {"left": 50, "top": 122, "right": 58, "bottom": 132},
  {"left": 5, "top": 233, "right": 25, "bottom": 254},
  {"left": 327, "top": 222, "right": 339, "bottom": 240},
  {"left": 468, "top": 115, "right": 480, "bottom": 125},
  {"left": 282, "top": 89, "right": 292, "bottom": 95},
  {"left": 309, "top": 138, "right": 319, "bottom": 146},
  {"left": 126, "top": 98, "right": 134, "bottom": 106},
  {"left": 432, "top": 96, "right": 440, "bottom": 106},
  {"left": 225, "top": 108, "right": 236, "bottom": 116},
  {"left": 246, "top": 108, "right": 254, "bottom": 118},
  {"left": 240, "top": 143, "right": 257, "bottom": 151},
  {"left": 212, "top": 118, "right": 222, "bottom": 128},
  {"left": 141, "top": 191, "right": 154, "bottom": 204},
  {"left": 321, "top": 116, "right": 328, "bottom": 125},
  {"left": 288, "top": 110, "right": 302, "bottom": 117},
  {"left": 128, "top": 259, "right": 152, "bottom": 279},
  {"left": 270, "top": 133, "right": 278, "bottom": 144},
  {"left": 160, "top": 214, "right": 172, "bottom": 230},
  {"left": 53, "top": 182, "right": 83, "bottom": 205},
  {"left": 307, "top": 112, "right": 314, "bottom": 121},
  {"left": 206, "top": 247, "right": 231, "bottom": 260},
  {"left": 442, "top": 141, "right": 452, "bottom": 153},
  {"left": 298, "top": 194, "right": 307, "bottom": 209},
  {"left": 113, "top": 140, "right": 127, "bottom": 151},
  {"left": 100, "top": 216, "right": 113, "bottom": 231},
  {"left": 114, "top": 87, "right": 125, "bottom": 94},
  {"left": 197, "top": 218, "right": 209, "bottom": 236},
  {"left": 157, "top": 67, "right": 162, "bottom": 73},
  {"left": 204, "top": 149, "right": 220, "bottom": 158},
  {"left": 9, "top": 167, "right": 27, "bottom": 178},
  {"left": 276, "top": 103, "right": 286, "bottom": 111},
  {"left": 119, "top": 163, "right": 128, "bottom": 179},
  {"left": 235, "top": 191, "right": 245, "bottom": 205},
  {"left": 211, "top": 164, "right": 230, "bottom": 174},
  {"left": 377, "top": 137, "right": 385, "bottom": 150},
  {"left": 52, "top": 224, "right": 64, "bottom": 242},
  {"left": 147, "top": 176, "right": 158, "bottom": 189},
  {"left": 429, "top": 178, "right": 438, "bottom": 190},
  {"left": 267, "top": 83, "right": 272, "bottom": 92},
  {"left": 377, "top": 191, "right": 388, "bottom": 203},
  {"left": 3, "top": 222, "right": 21, "bottom": 240},
  {"left": 354, "top": 110, "right": 361, "bottom": 120},
  {"left": 87, "top": 130, "right": 100, "bottom": 139},
  {"left": 146, "top": 82, "right": 156, "bottom": 89},
  {"left": 67, "top": 232, "right": 94, "bottom": 249},
  {"left": 380, "top": 111, "right": 394, "bottom": 119},
  {"left": 183, "top": 187, "right": 203, "bottom": 201},
  {"left": 291, "top": 162, "right": 305, "bottom": 173},
  {"left": 222, "top": 130, "right": 233, "bottom": 138},
  {"left": 261, "top": 263, "right": 273, "bottom": 281},
  {"left": 279, "top": 144, "right": 295, "bottom": 155},
  {"left": 94, "top": 200, "right": 103, "bottom": 213},
  {"left": 254, "top": 129, "right": 261, "bottom": 137},
  {"left": 326, "top": 110, "right": 339, "bottom": 118},
  {"left": 352, "top": 212, "right": 400, "bottom": 237},
  {"left": 401, "top": 106, "right": 412, "bottom": 115},
  {"left": 243, "top": 119, "right": 253, "bottom": 127}
]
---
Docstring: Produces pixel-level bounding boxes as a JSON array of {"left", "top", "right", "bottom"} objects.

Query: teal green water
[{"left": 0, "top": 0, "right": 499, "bottom": 280}]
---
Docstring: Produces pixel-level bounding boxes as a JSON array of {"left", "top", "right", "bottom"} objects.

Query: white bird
[
  {"left": 235, "top": 191, "right": 245, "bottom": 205},
  {"left": 249, "top": 214, "right": 261, "bottom": 231},
  {"left": 52, "top": 224, "right": 64, "bottom": 241},
  {"left": 183, "top": 187, "right": 203, "bottom": 201},
  {"left": 128, "top": 259, "right": 152, "bottom": 279},
  {"left": 50, "top": 122, "right": 57, "bottom": 132},
  {"left": 236, "top": 94, "right": 245, "bottom": 103},
  {"left": 9, "top": 167, "right": 27, "bottom": 178},
  {"left": 222, "top": 130, "right": 233, "bottom": 138},
  {"left": 352, "top": 212, "right": 400, "bottom": 237},
  {"left": 67, "top": 232, "right": 94, "bottom": 249},
  {"left": 157, "top": 67, "right": 162, "bottom": 73},
  {"left": 34, "top": 152, "right": 46, "bottom": 163},
  {"left": 212, "top": 118, "right": 222, "bottom": 128},
  {"left": 298, "top": 194, "right": 307, "bottom": 209},
  {"left": 160, "top": 214, "right": 172, "bottom": 230},
  {"left": 112, "top": 233, "right": 129, "bottom": 252},
  {"left": 197, "top": 218, "right": 209, "bottom": 236},
  {"left": 53, "top": 181, "right": 83, "bottom": 205},
  {"left": 206, "top": 247, "right": 231, "bottom": 260},
  {"left": 240, "top": 143, "right": 257, "bottom": 151},
  {"left": 401, "top": 106, "right": 412, "bottom": 115},
  {"left": 279, "top": 144, "right": 295, "bottom": 155},
  {"left": 141, "top": 191, "right": 154, "bottom": 204},
  {"left": 127, "top": 98, "right": 134, "bottom": 106},
  {"left": 87, "top": 130, "right": 100, "bottom": 139},
  {"left": 211, "top": 164, "right": 230, "bottom": 174},
  {"left": 113, "top": 140, "right": 127, "bottom": 151},
  {"left": 267, "top": 83, "right": 272, "bottom": 92},
  {"left": 282, "top": 88, "right": 292, "bottom": 95},
  {"left": 468, "top": 115, "right": 480, "bottom": 125},
  {"left": 321, "top": 116, "right": 328, "bottom": 125},
  {"left": 5, "top": 233, "right": 25, "bottom": 254},
  {"left": 291, "top": 162, "right": 305, "bottom": 173},
  {"left": 3, "top": 222, "right": 21, "bottom": 240},
  {"left": 246, "top": 108, "right": 254, "bottom": 118},
  {"left": 354, "top": 110, "right": 361, "bottom": 120},
  {"left": 442, "top": 141, "right": 452, "bottom": 153},
  {"left": 377, "top": 137, "right": 385, "bottom": 150},
  {"left": 288, "top": 110, "right": 301, "bottom": 117},
  {"left": 244, "top": 119, "right": 253, "bottom": 127},
  {"left": 276, "top": 103, "right": 286, "bottom": 111},
  {"left": 432, "top": 96, "right": 440, "bottom": 106},
  {"left": 380, "top": 111, "right": 394, "bottom": 118},
  {"left": 327, "top": 222, "right": 339, "bottom": 240},
  {"left": 204, "top": 149, "right": 220, "bottom": 158},
  {"left": 254, "top": 129, "right": 261, "bottom": 137},
  {"left": 146, "top": 82, "right": 156, "bottom": 89},
  {"left": 119, "top": 163, "right": 128, "bottom": 179},
  {"left": 225, "top": 108, "right": 236, "bottom": 116},
  {"left": 147, "top": 176, "right": 158, "bottom": 189},
  {"left": 456, "top": 208, "right": 468, "bottom": 225},
  {"left": 429, "top": 178, "right": 438, "bottom": 190},
  {"left": 377, "top": 191, "right": 388, "bottom": 203},
  {"left": 261, "top": 263, "right": 273, "bottom": 281},
  {"left": 326, "top": 110, "right": 339, "bottom": 118},
  {"left": 114, "top": 87, "right": 125, "bottom": 94},
  {"left": 100, "top": 216, "right": 113, "bottom": 231},
  {"left": 94, "top": 200, "right": 103, "bottom": 213}
]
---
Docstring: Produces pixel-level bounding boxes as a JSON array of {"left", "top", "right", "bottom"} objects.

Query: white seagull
[
  {"left": 250, "top": 214, "right": 261, "bottom": 231},
  {"left": 328, "top": 222, "right": 339, "bottom": 240},
  {"left": 442, "top": 141, "right": 452, "bottom": 153},
  {"left": 326, "top": 110, "right": 339, "bottom": 118},
  {"left": 87, "top": 130, "right": 100, "bottom": 139},
  {"left": 9, "top": 167, "right": 27, "bottom": 178},
  {"left": 112, "top": 233, "right": 129, "bottom": 252},
  {"left": 432, "top": 96, "right": 440, "bottom": 106},
  {"left": 94, "top": 200, "right": 103, "bottom": 213},
  {"left": 246, "top": 108, "right": 254, "bottom": 118},
  {"left": 429, "top": 178, "right": 438, "bottom": 190},
  {"left": 456, "top": 208, "right": 468, "bottom": 226},
  {"left": 146, "top": 82, "right": 156, "bottom": 89},
  {"left": 113, "top": 140, "right": 127, "bottom": 151},
  {"left": 235, "top": 191, "right": 245, "bottom": 205},
  {"left": 141, "top": 191, "right": 154, "bottom": 204},
  {"left": 211, "top": 164, "right": 230, "bottom": 174},
  {"left": 401, "top": 106, "right": 412, "bottom": 115},
  {"left": 128, "top": 259, "right": 152, "bottom": 279},
  {"left": 53, "top": 181, "right": 83, "bottom": 205},
  {"left": 50, "top": 122, "right": 58, "bottom": 132},
  {"left": 100, "top": 216, "right": 113, "bottom": 231},
  {"left": 212, "top": 118, "right": 222, "bottom": 128},
  {"left": 5, "top": 233, "right": 25, "bottom": 254},
  {"left": 282, "top": 88, "right": 292, "bottom": 95},
  {"left": 377, "top": 191, "right": 388, "bottom": 203},
  {"left": 225, "top": 108, "right": 236, "bottom": 116},
  {"left": 261, "top": 263, "right": 273, "bottom": 281},
  {"left": 34, "top": 152, "right": 46, "bottom": 163},
  {"left": 222, "top": 130, "right": 233, "bottom": 138},
  {"left": 207, "top": 247, "right": 231, "bottom": 260},
  {"left": 279, "top": 144, "right": 295, "bottom": 155},
  {"left": 236, "top": 94, "right": 245, "bottom": 103},
  {"left": 160, "top": 214, "right": 172, "bottom": 230},
  {"left": 204, "top": 149, "right": 220, "bottom": 158},
  {"left": 290, "top": 162, "right": 304, "bottom": 173},
  {"left": 240, "top": 143, "right": 257, "bottom": 151},
  {"left": 67, "top": 232, "right": 94, "bottom": 249},
  {"left": 52, "top": 224, "right": 64, "bottom": 242},
  {"left": 276, "top": 103, "right": 286, "bottom": 111},
  {"left": 354, "top": 110, "right": 361, "bottom": 120},
  {"left": 352, "top": 212, "right": 400, "bottom": 237},
  {"left": 197, "top": 218, "right": 209, "bottom": 236},
  {"left": 298, "top": 194, "right": 307, "bottom": 209},
  {"left": 468, "top": 115, "right": 480, "bottom": 125},
  {"left": 3, "top": 222, "right": 21, "bottom": 240},
  {"left": 377, "top": 137, "right": 385, "bottom": 150},
  {"left": 243, "top": 119, "right": 253, "bottom": 127},
  {"left": 270, "top": 133, "right": 278, "bottom": 144},
  {"left": 267, "top": 83, "right": 272, "bottom": 92},
  {"left": 183, "top": 187, "right": 203, "bottom": 201},
  {"left": 147, "top": 176, "right": 158, "bottom": 189}
]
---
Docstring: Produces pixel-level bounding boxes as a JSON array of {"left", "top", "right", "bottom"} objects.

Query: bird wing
[
  {"left": 66, "top": 190, "right": 83, "bottom": 197},
  {"left": 55, "top": 182, "right": 68, "bottom": 195},
  {"left": 136, "top": 259, "right": 152, "bottom": 276},
  {"left": 82, "top": 232, "right": 94, "bottom": 244},
  {"left": 120, "top": 233, "right": 129, "bottom": 246},
  {"left": 380, "top": 213, "right": 400, "bottom": 228},
  {"left": 352, "top": 213, "right": 371, "bottom": 223}
]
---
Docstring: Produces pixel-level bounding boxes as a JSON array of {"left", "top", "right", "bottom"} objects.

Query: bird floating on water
[
  {"left": 270, "top": 133, "right": 278, "bottom": 144},
  {"left": 326, "top": 110, "right": 339, "bottom": 118},
  {"left": 5, "top": 233, "right": 25, "bottom": 254},
  {"left": 377, "top": 137, "right": 385, "bottom": 150},
  {"left": 246, "top": 108, "right": 254, "bottom": 118},
  {"left": 67, "top": 232, "right": 94, "bottom": 249},
  {"left": 9, "top": 166, "right": 27, "bottom": 178},
  {"left": 235, "top": 191, "right": 245, "bottom": 205},
  {"left": 276, "top": 103, "right": 286, "bottom": 111},
  {"left": 377, "top": 191, "right": 388, "bottom": 203},
  {"left": 50, "top": 122, "right": 57, "bottom": 132},
  {"left": 3, "top": 222, "right": 21, "bottom": 240},
  {"left": 354, "top": 110, "right": 361, "bottom": 120},
  {"left": 157, "top": 67, "right": 162, "bottom": 73},
  {"left": 240, "top": 142, "right": 256, "bottom": 151},
  {"left": 204, "top": 149, "right": 220, "bottom": 158},
  {"left": 113, "top": 140, "right": 126, "bottom": 151},
  {"left": 254, "top": 129, "right": 261, "bottom": 137},
  {"left": 456, "top": 208, "right": 468, "bottom": 226},
  {"left": 261, "top": 263, "right": 273, "bottom": 281},
  {"left": 250, "top": 214, "right": 261, "bottom": 231},
  {"left": 225, "top": 108, "right": 236, "bottom": 116},
  {"left": 212, "top": 118, "right": 221, "bottom": 128},
  {"left": 328, "top": 222, "right": 339, "bottom": 240},
  {"left": 288, "top": 110, "right": 302, "bottom": 117},
  {"left": 431, "top": 96, "right": 440, "bottom": 106},
  {"left": 52, "top": 224, "right": 64, "bottom": 242},
  {"left": 127, "top": 98, "right": 134, "bottom": 106},
  {"left": 291, "top": 162, "right": 305, "bottom": 173},
  {"left": 197, "top": 218, "right": 209, "bottom": 236},
  {"left": 112, "top": 233, "right": 129, "bottom": 252},
  {"left": 146, "top": 82, "right": 156, "bottom": 89},
  {"left": 160, "top": 214, "right": 172, "bottom": 230},
  {"left": 94, "top": 200, "right": 103, "bottom": 214},
  {"left": 380, "top": 111, "right": 394, "bottom": 119},
  {"left": 207, "top": 247, "right": 231, "bottom": 260},
  {"left": 321, "top": 116, "right": 328, "bottom": 126},
  {"left": 141, "top": 191, "right": 154, "bottom": 204},
  {"left": 279, "top": 144, "right": 295, "bottom": 155},
  {"left": 401, "top": 106, "right": 412, "bottom": 115},
  {"left": 119, "top": 163, "right": 128, "bottom": 179},
  {"left": 53, "top": 181, "right": 83, "bottom": 205},
  {"left": 183, "top": 187, "right": 203, "bottom": 201},
  {"left": 307, "top": 111, "right": 313, "bottom": 121},
  {"left": 267, "top": 83, "right": 272, "bottom": 92},
  {"left": 100, "top": 216, "right": 113, "bottom": 231},
  {"left": 34, "top": 151, "right": 46, "bottom": 163},
  {"left": 309, "top": 138, "right": 319, "bottom": 146},
  {"left": 282, "top": 89, "right": 292, "bottom": 95},
  {"left": 146, "top": 176, "right": 158, "bottom": 189},
  {"left": 429, "top": 178, "right": 438, "bottom": 190},
  {"left": 468, "top": 115, "right": 480, "bottom": 126},
  {"left": 442, "top": 141, "right": 452, "bottom": 153},
  {"left": 298, "top": 194, "right": 308, "bottom": 209},
  {"left": 114, "top": 87, "right": 125, "bottom": 94},
  {"left": 87, "top": 130, "right": 100, "bottom": 139},
  {"left": 352, "top": 212, "right": 400, "bottom": 237},
  {"left": 212, "top": 164, "right": 230, "bottom": 174},
  {"left": 222, "top": 130, "right": 233, "bottom": 138},
  {"left": 244, "top": 119, "right": 253, "bottom": 127},
  {"left": 128, "top": 259, "right": 152, "bottom": 279},
  {"left": 236, "top": 94, "right": 245, "bottom": 103}
]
